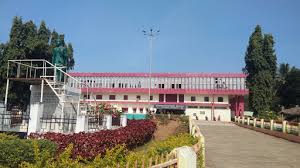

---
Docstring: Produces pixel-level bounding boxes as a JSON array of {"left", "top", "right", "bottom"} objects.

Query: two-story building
[{"left": 70, "top": 72, "right": 248, "bottom": 122}]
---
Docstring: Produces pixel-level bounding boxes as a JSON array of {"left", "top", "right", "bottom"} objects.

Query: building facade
[{"left": 70, "top": 72, "right": 248, "bottom": 122}]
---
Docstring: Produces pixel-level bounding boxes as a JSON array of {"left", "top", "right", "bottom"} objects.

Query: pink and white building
[{"left": 70, "top": 72, "right": 248, "bottom": 122}]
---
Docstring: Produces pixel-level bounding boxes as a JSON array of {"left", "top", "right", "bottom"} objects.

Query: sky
[{"left": 0, "top": 0, "right": 299, "bottom": 73}]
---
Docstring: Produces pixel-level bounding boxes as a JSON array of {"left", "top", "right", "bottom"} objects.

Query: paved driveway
[{"left": 194, "top": 121, "right": 300, "bottom": 168}]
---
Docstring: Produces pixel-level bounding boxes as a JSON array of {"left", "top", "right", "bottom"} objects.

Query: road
[{"left": 194, "top": 121, "right": 300, "bottom": 168}]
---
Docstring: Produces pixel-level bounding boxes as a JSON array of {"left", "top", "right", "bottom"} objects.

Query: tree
[
  {"left": 244, "top": 25, "right": 277, "bottom": 116},
  {"left": 67, "top": 43, "right": 75, "bottom": 70},
  {"left": 0, "top": 17, "right": 75, "bottom": 109},
  {"left": 279, "top": 68, "right": 300, "bottom": 107}
]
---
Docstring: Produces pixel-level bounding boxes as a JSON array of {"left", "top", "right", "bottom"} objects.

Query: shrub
[
  {"left": 147, "top": 133, "right": 198, "bottom": 157},
  {"left": 30, "top": 120, "right": 156, "bottom": 159},
  {"left": 0, "top": 134, "right": 57, "bottom": 168}
]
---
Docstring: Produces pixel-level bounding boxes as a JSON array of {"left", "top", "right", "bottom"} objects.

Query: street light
[{"left": 143, "top": 28, "right": 160, "bottom": 113}]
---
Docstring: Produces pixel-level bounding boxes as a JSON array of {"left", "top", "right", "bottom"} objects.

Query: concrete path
[{"left": 194, "top": 120, "right": 300, "bottom": 168}]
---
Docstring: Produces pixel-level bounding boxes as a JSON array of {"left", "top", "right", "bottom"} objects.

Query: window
[
  {"left": 150, "top": 95, "right": 153, "bottom": 100},
  {"left": 123, "top": 95, "right": 128, "bottom": 100},
  {"left": 159, "top": 84, "right": 165, "bottom": 89},
  {"left": 136, "top": 95, "right": 141, "bottom": 100},
  {"left": 204, "top": 97, "right": 209, "bottom": 102},
  {"left": 83, "top": 94, "right": 90, "bottom": 99},
  {"left": 172, "top": 84, "right": 175, "bottom": 89},
  {"left": 188, "top": 106, "right": 198, "bottom": 109},
  {"left": 109, "top": 95, "right": 116, "bottom": 100},
  {"left": 140, "top": 108, "right": 143, "bottom": 113},
  {"left": 96, "top": 95, "right": 102, "bottom": 100},
  {"left": 218, "top": 97, "right": 224, "bottom": 102},
  {"left": 191, "top": 96, "right": 196, "bottom": 101},
  {"left": 122, "top": 108, "right": 128, "bottom": 112},
  {"left": 133, "top": 108, "right": 136, "bottom": 113},
  {"left": 177, "top": 84, "right": 182, "bottom": 89}
]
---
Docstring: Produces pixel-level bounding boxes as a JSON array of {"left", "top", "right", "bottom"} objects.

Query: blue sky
[{"left": 1, "top": 0, "right": 299, "bottom": 73}]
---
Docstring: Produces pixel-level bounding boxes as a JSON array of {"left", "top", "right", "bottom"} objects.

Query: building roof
[
  {"left": 279, "top": 106, "right": 300, "bottom": 116},
  {"left": 69, "top": 72, "right": 247, "bottom": 78}
]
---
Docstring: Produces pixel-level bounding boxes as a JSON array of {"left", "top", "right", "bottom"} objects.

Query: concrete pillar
[
  {"left": 282, "top": 120, "right": 287, "bottom": 133},
  {"left": 261, "top": 119, "right": 264, "bottom": 128},
  {"left": 136, "top": 108, "right": 140, "bottom": 114},
  {"left": 28, "top": 103, "right": 44, "bottom": 134},
  {"left": 298, "top": 123, "right": 300, "bottom": 136},
  {"left": 121, "top": 114, "right": 127, "bottom": 127},
  {"left": 238, "top": 117, "right": 240, "bottom": 123},
  {"left": 242, "top": 117, "right": 245, "bottom": 124},
  {"left": 164, "top": 94, "right": 166, "bottom": 103},
  {"left": 105, "top": 114, "right": 112, "bottom": 130},
  {"left": 247, "top": 117, "right": 250, "bottom": 125},
  {"left": 177, "top": 146, "right": 196, "bottom": 168},
  {"left": 270, "top": 120, "right": 274, "bottom": 131},
  {"left": 128, "top": 107, "right": 133, "bottom": 114},
  {"left": 253, "top": 118, "right": 257, "bottom": 127},
  {"left": 234, "top": 116, "right": 237, "bottom": 122},
  {"left": 75, "top": 114, "right": 88, "bottom": 133}
]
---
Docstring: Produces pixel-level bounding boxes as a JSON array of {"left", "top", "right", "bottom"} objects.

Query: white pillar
[
  {"left": 253, "top": 118, "right": 257, "bottom": 127},
  {"left": 105, "top": 114, "right": 112, "bottom": 130},
  {"left": 128, "top": 107, "right": 133, "bottom": 114},
  {"left": 261, "top": 119, "right": 264, "bottom": 128},
  {"left": 242, "top": 117, "right": 245, "bottom": 124},
  {"left": 282, "top": 120, "right": 287, "bottom": 133},
  {"left": 28, "top": 103, "right": 44, "bottom": 134},
  {"left": 298, "top": 123, "right": 300, "bottom": 136},
  {"left": 247, "top": 117, "right": 250, "bottom": 125},
  {"left": 75, "top": 114, "right": 88, "bottom": 133},
  {"left": 40, "top": 79, "right": 44, "bottom": 103},
  {"left": 270, "top": 120, "right": 274, "bottom": 131},
  {"left": 177, "top": 146, "right": 196, "bottom": 168},
  {"left": 121, "top": 114, "right": 127, "bottom": 127},
  {"left": 4, "top": 79, "right": 9, "bottom": 106},
  {"left": 136, "top": 108, "right": 141, "bottom": 114},
  {"left": 142, "top": 107, "right": 147, "bottom": 114}
]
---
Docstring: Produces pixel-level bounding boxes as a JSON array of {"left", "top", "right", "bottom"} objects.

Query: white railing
[
  {"left": 6, "top": 59, "right": 96, "bottom": 103},
  {"left": 235, "top": 116, "right": 300, "bottom": 136}
]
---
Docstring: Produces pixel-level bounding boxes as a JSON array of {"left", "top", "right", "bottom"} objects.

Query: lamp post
[{"left": 143, "top": 28, "right": 159, "bottom": 114}]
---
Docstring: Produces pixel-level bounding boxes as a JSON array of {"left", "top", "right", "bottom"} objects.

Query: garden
[{"left": 0, "top": 114, "right": 201, "bottom": 168}]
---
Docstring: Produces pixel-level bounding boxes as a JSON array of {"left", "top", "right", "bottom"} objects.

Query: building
[{"left": 70, "top": 72, "right": 248, "bottom": 122}]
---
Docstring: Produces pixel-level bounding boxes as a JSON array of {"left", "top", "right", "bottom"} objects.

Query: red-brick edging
[{"left": 235, "top": 123, "right": 300, "bottom": 144}]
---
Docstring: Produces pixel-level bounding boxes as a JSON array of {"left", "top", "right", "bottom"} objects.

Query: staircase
[{"left": 3, "top": 59, "right": 97, "bottom": 133}]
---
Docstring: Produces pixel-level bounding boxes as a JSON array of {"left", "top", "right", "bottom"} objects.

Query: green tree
[
  {"left": 0, "top": 17, "right": 75, "bottom": 109},
  {"left": 67, "top": 43, "right": 75, "bottom": 70},
  {"left": 279, "top": 68, "right": 300, "bottom": 107},
  {"left": 244, "top": 25, "right": 277, "bottom": 116}
]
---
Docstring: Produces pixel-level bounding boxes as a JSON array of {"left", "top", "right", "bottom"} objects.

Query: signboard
[{"left": 154, "top": 104, "right": 186, "bottom": 110}]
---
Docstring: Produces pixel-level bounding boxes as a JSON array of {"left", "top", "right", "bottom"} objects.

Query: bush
[
  {"left": 30, "top": 120, "right": 156, "bottom": 159},
  {"left": 21, "top": 133, "right": 197, "bottom": 168},
  {"left": 0, "top": 134, "right": 57, "bottom": 168},
  {"left": 147, "top": 133, "right": 197, "bottom": 156}
]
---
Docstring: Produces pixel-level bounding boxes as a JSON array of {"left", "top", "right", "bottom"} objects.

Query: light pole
[{"left": 143, "top": 28, "right": 159, "bottom": 114}]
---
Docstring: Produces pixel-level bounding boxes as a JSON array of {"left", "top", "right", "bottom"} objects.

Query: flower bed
[{"left": 29, "top": 120, "right": 156, "bottom": 159}]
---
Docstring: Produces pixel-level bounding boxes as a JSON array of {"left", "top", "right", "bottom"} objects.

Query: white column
[
  {"left": 4, "top": 79, "right": 9, "bottom": 106},
  {"left": 270, "top": 120, "right": 274, "bottom": 131},
  {"left": 143, "top": 107, "right": 147, "bottom": 114},
  {"left": 75, "top": 114, "right": 88, "bottom": 133},
  {"left": 176, "top": 146, "right": 196, "bottom": 168},
  {"left": 40, "top": 79, "right": 44, "bottom": 103},
  {"left": 261, "top": 119, "right": 264, "bottom": 128},
  {"left": 282, "top": 120, "right": 287, "bottom": 133},
  {"left": 247, "top": 117, "right": 250, "bottom": 125},
  {"left": 28, "top": 103, "right": 44, "bottom": 134},
  {"left": 105, "top": 114, "right": 112, "bottom": 130},
  {"left": 164, "top": 94, "right": 166, "bottom": 103},
  {"left": 121, "top": 114, "right": 127, "bottom": 127},
  {"left": 128, "top": 107, "right": 133, "bottom": 114},
  {"left": 253, "top": 118, "right": 257, "bottom": 127}
]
